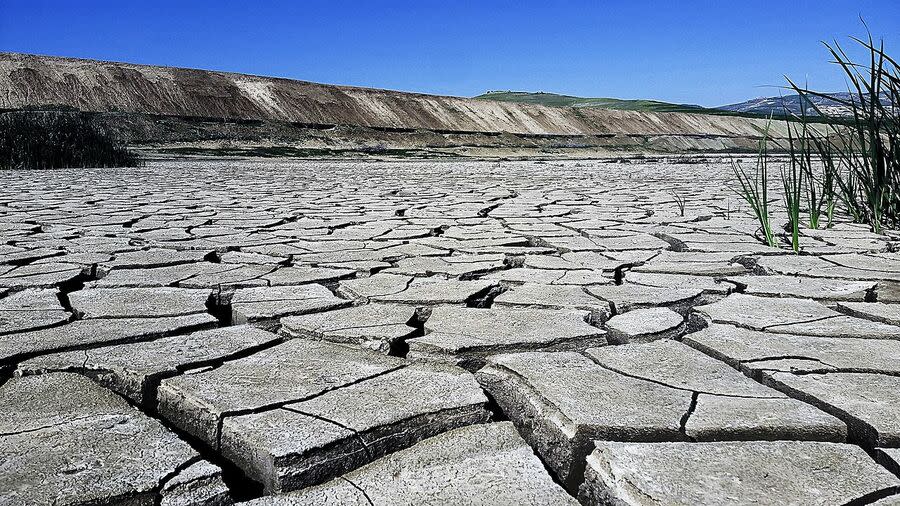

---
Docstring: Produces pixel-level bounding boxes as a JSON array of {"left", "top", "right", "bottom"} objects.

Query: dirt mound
[{"left": 0, "top": 52, "right": 789, "bottom": 154}]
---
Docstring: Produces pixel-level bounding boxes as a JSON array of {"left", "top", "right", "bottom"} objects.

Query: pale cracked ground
[{"left": 2, "top": 159, "right": 900, "bottom": 506}]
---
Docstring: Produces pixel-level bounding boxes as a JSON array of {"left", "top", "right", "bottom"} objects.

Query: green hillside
[{"left": 473, "top": 91, "right": 749, "bottom": 117}]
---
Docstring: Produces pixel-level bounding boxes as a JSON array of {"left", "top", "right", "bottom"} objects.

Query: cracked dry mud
[{"left": 1, "top": 159, "right": 900, "bottom": 505}]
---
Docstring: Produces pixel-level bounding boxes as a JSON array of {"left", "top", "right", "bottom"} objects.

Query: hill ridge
[{"left": 0, "top": 52, "right": 793, "bottom": 154}]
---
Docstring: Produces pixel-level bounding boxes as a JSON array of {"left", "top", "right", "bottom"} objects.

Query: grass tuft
[
  {"left": 671, "top": 191, "right": 686, "bottom": 216},
  {"left": 732, "top": 120, "right": 778, "bottom": 248},
  {"left": 780, "top": 149, "right": 803, "bottom": 252}
]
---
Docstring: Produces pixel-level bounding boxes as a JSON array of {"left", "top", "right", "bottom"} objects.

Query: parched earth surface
[{"left": 2, "top": 159, "right": 900, "bottom": 505}]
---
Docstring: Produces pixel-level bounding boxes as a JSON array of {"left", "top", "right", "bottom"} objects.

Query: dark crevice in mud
[
  {"left": 362, "top": 274, "right": 416, "bottom": 301},
  {"left": 281, "top": 405, "right": 487, "bottom": 493},
  {"left": 377, "top": 254, "right": 413, "bottom": 266},
  {"left": 326, "top": 221, "right": 358, "bottom": 236},
  {"left": 532, "top": 437, "right": 577, "bottom": 498},
  {"left": 0, "top": 318, "right": 72, "bottom": 339},
  {"left": 604, "top": 301, "right": 620, "bottom": 317},
  {"left": 458, "top": 267, "right": 503, "bottom": 281},
  {"left": 203, "top": 250, "right": 221, "bottom": 263},
  {"left": 368, "top": 264, "right": 391, "bottom": 276},
  {"left": 122, "top": 215, "right": 148, "bottom": 230},
  {"left": 875, "top": 448, "right": 900, "bottom": 480},
  {"left": 535, "top": 199, "right": 559, "bottom": 214},
  {"left": 262, "top": 214, "right": 299, "bottom": 230},
  {"left": 669, "top": 296, "right": 710, "bottom": 322},
  {"left": 672, "top": 320, "right": 688, "bottom": 342},
  {"left": 321, "top": 279, "right": 353, "bottom": 300},
  {"left": 455, "top": 269, "right": 481, "bottom": 281},
  {"left": 0, "top": 365, "right": 14, "bottom": 390},
  {"left": 429, "top": 224, "right": 448, "bottom": 237},
  {"left": 678, "top": 392, "right": 699, "bottom": 441},
  {"left": 458, "top": 254, "right": 523, "bottom": 282},
  {"left": 865, "top": 285, "right": 878, "bottom": 302},
  {"left": 4, "top": 250, "right": 66, "bottom": 267},
  {"left": 718, "top": 280, "right": 741, "bottom": 296},
  {"left": 184, "top": 219, "right": 213, "bottom": 233},
  {"left": 341, "top": 477, "right": 376, "bottom": 506},
  {"left": 841, "top": 487, "right": 900, "bottom": 506},
  {"left": 413, "top": 306, "right": 433, "bottom": 325},
  {"left": 832, "top": 303, "right": 900, "bottom": 327},
  {"left": 452, "top": 335, "right": 602, "bottom": 373},
  {"left": 152, "top": 455, "right": 203, "bottom": 506},
  {"left": 205, "top": 291, "right": 232, "bottom": 326},
  {"left": 394, "top": 208, "right": 407, "bottom": 217},
  {"left": 583, "top": 304, "right": 611, "bottom": 327},
  {"left": 56, "top": 271, "right": 93, "bottom": 317},
  {"left": 613, "top": 266, "right": 627, "bottom": 285},
  {"left": 684, "top": 312, "right": 710, "bottom": 336},
  {"left": 477, "top": 202, "right": 504, "bottom": 218},
  {"left": 386, "top": 334, "right": 412, "bottom": 359},
  {"left": 727, "top": 278, "right": 748, "bottom": 293},
  {"left": 182, "top": 431, "right": 266, "bottom": 502},
  {"left": 652, "top": 232, "right": 688, "bottom": 252},
  {"left": 387, "top": 311, "right": 427, "bottom": 359},
  {"left": 481, "top": 390, "right": 510, "bottom": 422},
  {"left": 465, "top": 284, "right": 506, "bottom": 308}
]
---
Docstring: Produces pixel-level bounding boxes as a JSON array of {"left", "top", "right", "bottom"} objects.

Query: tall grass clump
[
  {"left": 780, "top": 145, "right": 803, "bottom": 252},
  {"left": 732, "top": 120, "right": 778, "bottom": 247},
  {"left": 0, "top": 110, "right": 141, "bottom": 170},
  {"left": 786, "top": 28, "right": 899, "bottom": 233},
  {"left": 784, "top": 95, "right": 835, "bottom": 230}
]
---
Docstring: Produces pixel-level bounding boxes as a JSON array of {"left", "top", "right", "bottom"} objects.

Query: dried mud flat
[{"left": 2, "top": 158, "right": 900, "bottom": 506}]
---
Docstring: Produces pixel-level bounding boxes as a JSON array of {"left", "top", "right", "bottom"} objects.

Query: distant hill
[
  {"left": 474, "top": 90, "right": 881, "bottom": 121},
  {"left": 718, "top": 92, "right": 858, "bottom": 117},
  {"left": 474, "top": 91, "right": 755, "bottom": 117}
]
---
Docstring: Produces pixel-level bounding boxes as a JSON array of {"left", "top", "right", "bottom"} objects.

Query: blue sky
[{"left": 1, "top": 1, "right": 898, "bottom": 106}]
